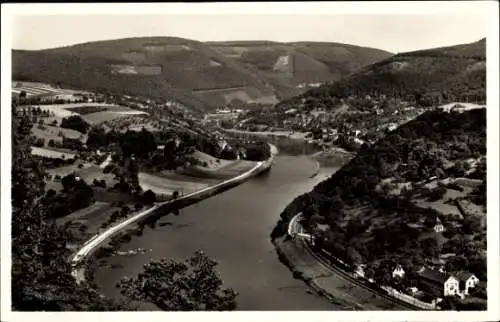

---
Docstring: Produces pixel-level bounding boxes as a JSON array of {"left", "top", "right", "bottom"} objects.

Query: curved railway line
[
  {"left": 297, "top": 237, "right": 421, "bottom": 310},
  {"left": 289, "top": 213, "right": 422, "bottom": 310}
]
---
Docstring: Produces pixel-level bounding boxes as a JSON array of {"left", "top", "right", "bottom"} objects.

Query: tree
[
  {"left": 60, "top": 115, "right": 90, "bottom": 134},
  {"left": 61, "top": 173, "right": 77, "bottom": 191},
  {"left": 118, "top": 251, "right": 238, "bottom": 310},
  {"left": 11, "top": 108, "right": 124, "bottom": 310},
  {"left": 142, "top": 189, "right": 157, "bottom": 205},
  {"left": 86, "top": 126, "right": 109, "bottom": 149}
]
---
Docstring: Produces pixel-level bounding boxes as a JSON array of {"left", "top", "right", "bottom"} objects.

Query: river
[{"left": 93, "top": 154, "right": 344, "bottom": 310}]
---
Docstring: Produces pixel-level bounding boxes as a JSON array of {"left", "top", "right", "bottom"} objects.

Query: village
[{"left": 13, "top": 81, "right": 272, "bottom": 253}]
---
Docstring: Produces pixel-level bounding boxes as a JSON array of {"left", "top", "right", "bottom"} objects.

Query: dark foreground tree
[
  {"left": 117, "top": 250, "right": 238, "bottom": 310},
  {"left": 11, "top": 108, "right": 125, "bottom": 310},
  {"left": 11, "top": 107, "right": 238, "bottom": 311}
]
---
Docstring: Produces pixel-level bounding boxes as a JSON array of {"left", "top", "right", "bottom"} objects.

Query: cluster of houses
[
  {"left": 204, "top": 107, "right": 246, "bottom": 124},
  {"left": 416, "top": 267, "right": 481, "bottom": 299},
  {"left": 353, "top": 212, "right": 484, "bottom": 304},
  {"left": 355, "top": 261, "right": 482, "bottom": 302}
]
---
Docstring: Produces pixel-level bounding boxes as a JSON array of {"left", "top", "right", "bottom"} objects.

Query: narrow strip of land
[{"left": 72, "top": 144, "right": 277, "bottom": 283}]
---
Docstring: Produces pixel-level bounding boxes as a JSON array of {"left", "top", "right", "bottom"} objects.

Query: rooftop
[
  {"left": 455, "top": 271, "right": 477, "bottom": 282},
  {"left": 418, "top": 268, "right": 448, "bottom": 284}
]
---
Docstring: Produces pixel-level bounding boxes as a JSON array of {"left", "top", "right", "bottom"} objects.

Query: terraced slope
[{"left": 13, "top": 37, "right": 393, "bottom": 111}]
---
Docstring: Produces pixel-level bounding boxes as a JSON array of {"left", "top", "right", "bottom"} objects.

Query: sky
[{"left": 9, "top": 4, "right": 490, "bottom": 54}]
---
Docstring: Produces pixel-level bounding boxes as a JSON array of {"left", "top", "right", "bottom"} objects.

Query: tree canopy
[
  {"left": 118, "top": 251, "right": 238, "bottom": 310},
  {"left": 11, "top": 107, "right": 125, "bottom": 310}
]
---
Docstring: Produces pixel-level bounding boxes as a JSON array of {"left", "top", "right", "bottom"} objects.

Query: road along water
[
  {"left": 92, "top": 154, "right": 344, "bottom": 310},
  {"left": 72, "top": 145, "right": 277, "bottom": 283}
]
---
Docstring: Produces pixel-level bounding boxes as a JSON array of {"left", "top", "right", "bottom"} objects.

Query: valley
[{"left": 9, "top": 30, "right": 488, "bottom": 313}]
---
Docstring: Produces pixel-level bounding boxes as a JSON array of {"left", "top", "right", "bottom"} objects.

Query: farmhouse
[
  {"left": 418, "top": 267, "right": 479, "bottom": 299},
  {"left": 455, "top": 271, "right": 480, "bottom": 295}
]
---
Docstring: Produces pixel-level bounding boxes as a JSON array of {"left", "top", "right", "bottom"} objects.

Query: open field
[
  {"left": 458, "top": 199, "right": 486, "bottom": 217},
  {"left": 20, "top": 104, "right": 79, "bottom": 118},
  {"left": 137, "top": 152, "right": 256, "bottom": 195},
  {"left": 19, "top": 103, "right": 148, "bottom": 125},
  {"left": 191, "top": 150, "right": 233, "bottom": 169},
  {"left": 13, "top": 81, "right": 90, "bottom": 97},
  {"left": 181, "top": 160, "right": 256, "bottom": 180},
  {"left": 83, "top": 110, "right": 149, "bottom": 124},
  {"left": 413, "top": 182, "right": 475, "bottom": 217},
  {"left": 138, "top": 172, "right": 210, "bottom": 195},
  {"left": 156, "top": 171, "right": 219, "bottom": 185},
  {"left": 31, "top": 146, "right": 76, "bottom": 159},
  {"left": 56, "top": 201, "right": 114, "bottom": 226},
  {"left": 55, "top": 201, "right": 128, "bottom": 240},
  {"left": 171, "top": 150, "right": 258, "bottom": 179},
  {"left": 47, "top": 163, "right": 117, "bottom": 188},
  {"left": 32, "top": 124, "right": 86, "bottom": 144}
]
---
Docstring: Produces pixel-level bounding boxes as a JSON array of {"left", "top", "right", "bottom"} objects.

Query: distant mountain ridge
[{"left": 12, "top": 36, "right": 393, "bottom": 112}]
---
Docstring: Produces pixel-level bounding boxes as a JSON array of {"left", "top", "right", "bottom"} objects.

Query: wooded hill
[
  {"left": 12, "top": 37, "right": 392, "bottom": 112},
  {"left": 273, "top": 108, "right": 486, "bottom": 284},
  {"left": 276, "top": 38, "right": 486, "bottom": 111}
]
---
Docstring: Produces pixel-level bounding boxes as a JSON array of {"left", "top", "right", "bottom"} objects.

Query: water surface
[{"left": 94, "top": 155, "right": 342, "bottom": 310}]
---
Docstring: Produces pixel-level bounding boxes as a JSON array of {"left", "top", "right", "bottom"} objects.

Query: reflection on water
[
  {"left": 267, "top": 136, "right": 321, "bottom": 156},
  {"left": 93, "top": 153, "right": 343, "bottom": 310}
]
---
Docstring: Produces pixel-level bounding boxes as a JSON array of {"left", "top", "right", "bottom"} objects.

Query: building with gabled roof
[
  {"left": 418, "top": 267, "right": 480, "bottom": 299},
  {"left": 434, "top": 217, "right": 445, "bottom": 233},
  {"left": 392, "top": 264, "right": 406, "bottom": 279}
]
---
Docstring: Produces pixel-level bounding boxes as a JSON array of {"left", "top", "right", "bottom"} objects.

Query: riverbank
[
  {"left": 308, "top": 160, "right": 320, "bottom": 178},
  {"left": 272, "top": 235, "right": 419, "bottom": 310},
  {"left": 72, "top": 144, "right": 278, "bottom": 283},
  {"left": 269, "top": 149, "right": 423, "bottom": 310},
  {"left": 306, "top": 147, "right": 355, "bottom": 180},
  {"left": 92, "top": 154, "right": 339, "bottom": 310},
  {"left": 309, "top": 148, "right": 354, "bottom": 168},
  {"left": 271, "top": 209, "right": 427, "bottom": 310}
]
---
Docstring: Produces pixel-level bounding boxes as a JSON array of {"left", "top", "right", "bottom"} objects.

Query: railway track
[{"left": 297, "top": 236, "right": 422, "bottom": 310}]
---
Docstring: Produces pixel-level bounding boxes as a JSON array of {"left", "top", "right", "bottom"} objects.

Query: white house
[
  {"left": 392, "top": 264, "right": 406, "bottom": 279},
  {"left": 434, "top": 217, "right": 445, "bottom": 233},
  {"left": 444, "top": 275, "right": 460, "bottom": 296},
  {"left": 420, "top": 267, "right": 480, "bottom": 299},
  {"left": 456, "top": 272, "right": 480, "bottom": 295},
  {"left": 444, "top": 273, "right": 480, "bottom": 298}
]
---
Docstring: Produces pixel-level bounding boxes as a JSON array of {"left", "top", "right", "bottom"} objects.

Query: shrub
[{"left": 60, "top": 115, "right": 90, "bottom": 134}]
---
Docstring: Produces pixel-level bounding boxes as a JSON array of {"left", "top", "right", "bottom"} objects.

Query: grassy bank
[
  {"left": 272, "top": 236, "right": 410, "bottom": 310},
  {"left": 310, "top": 149, "right": 354, "bottom": 168}
]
